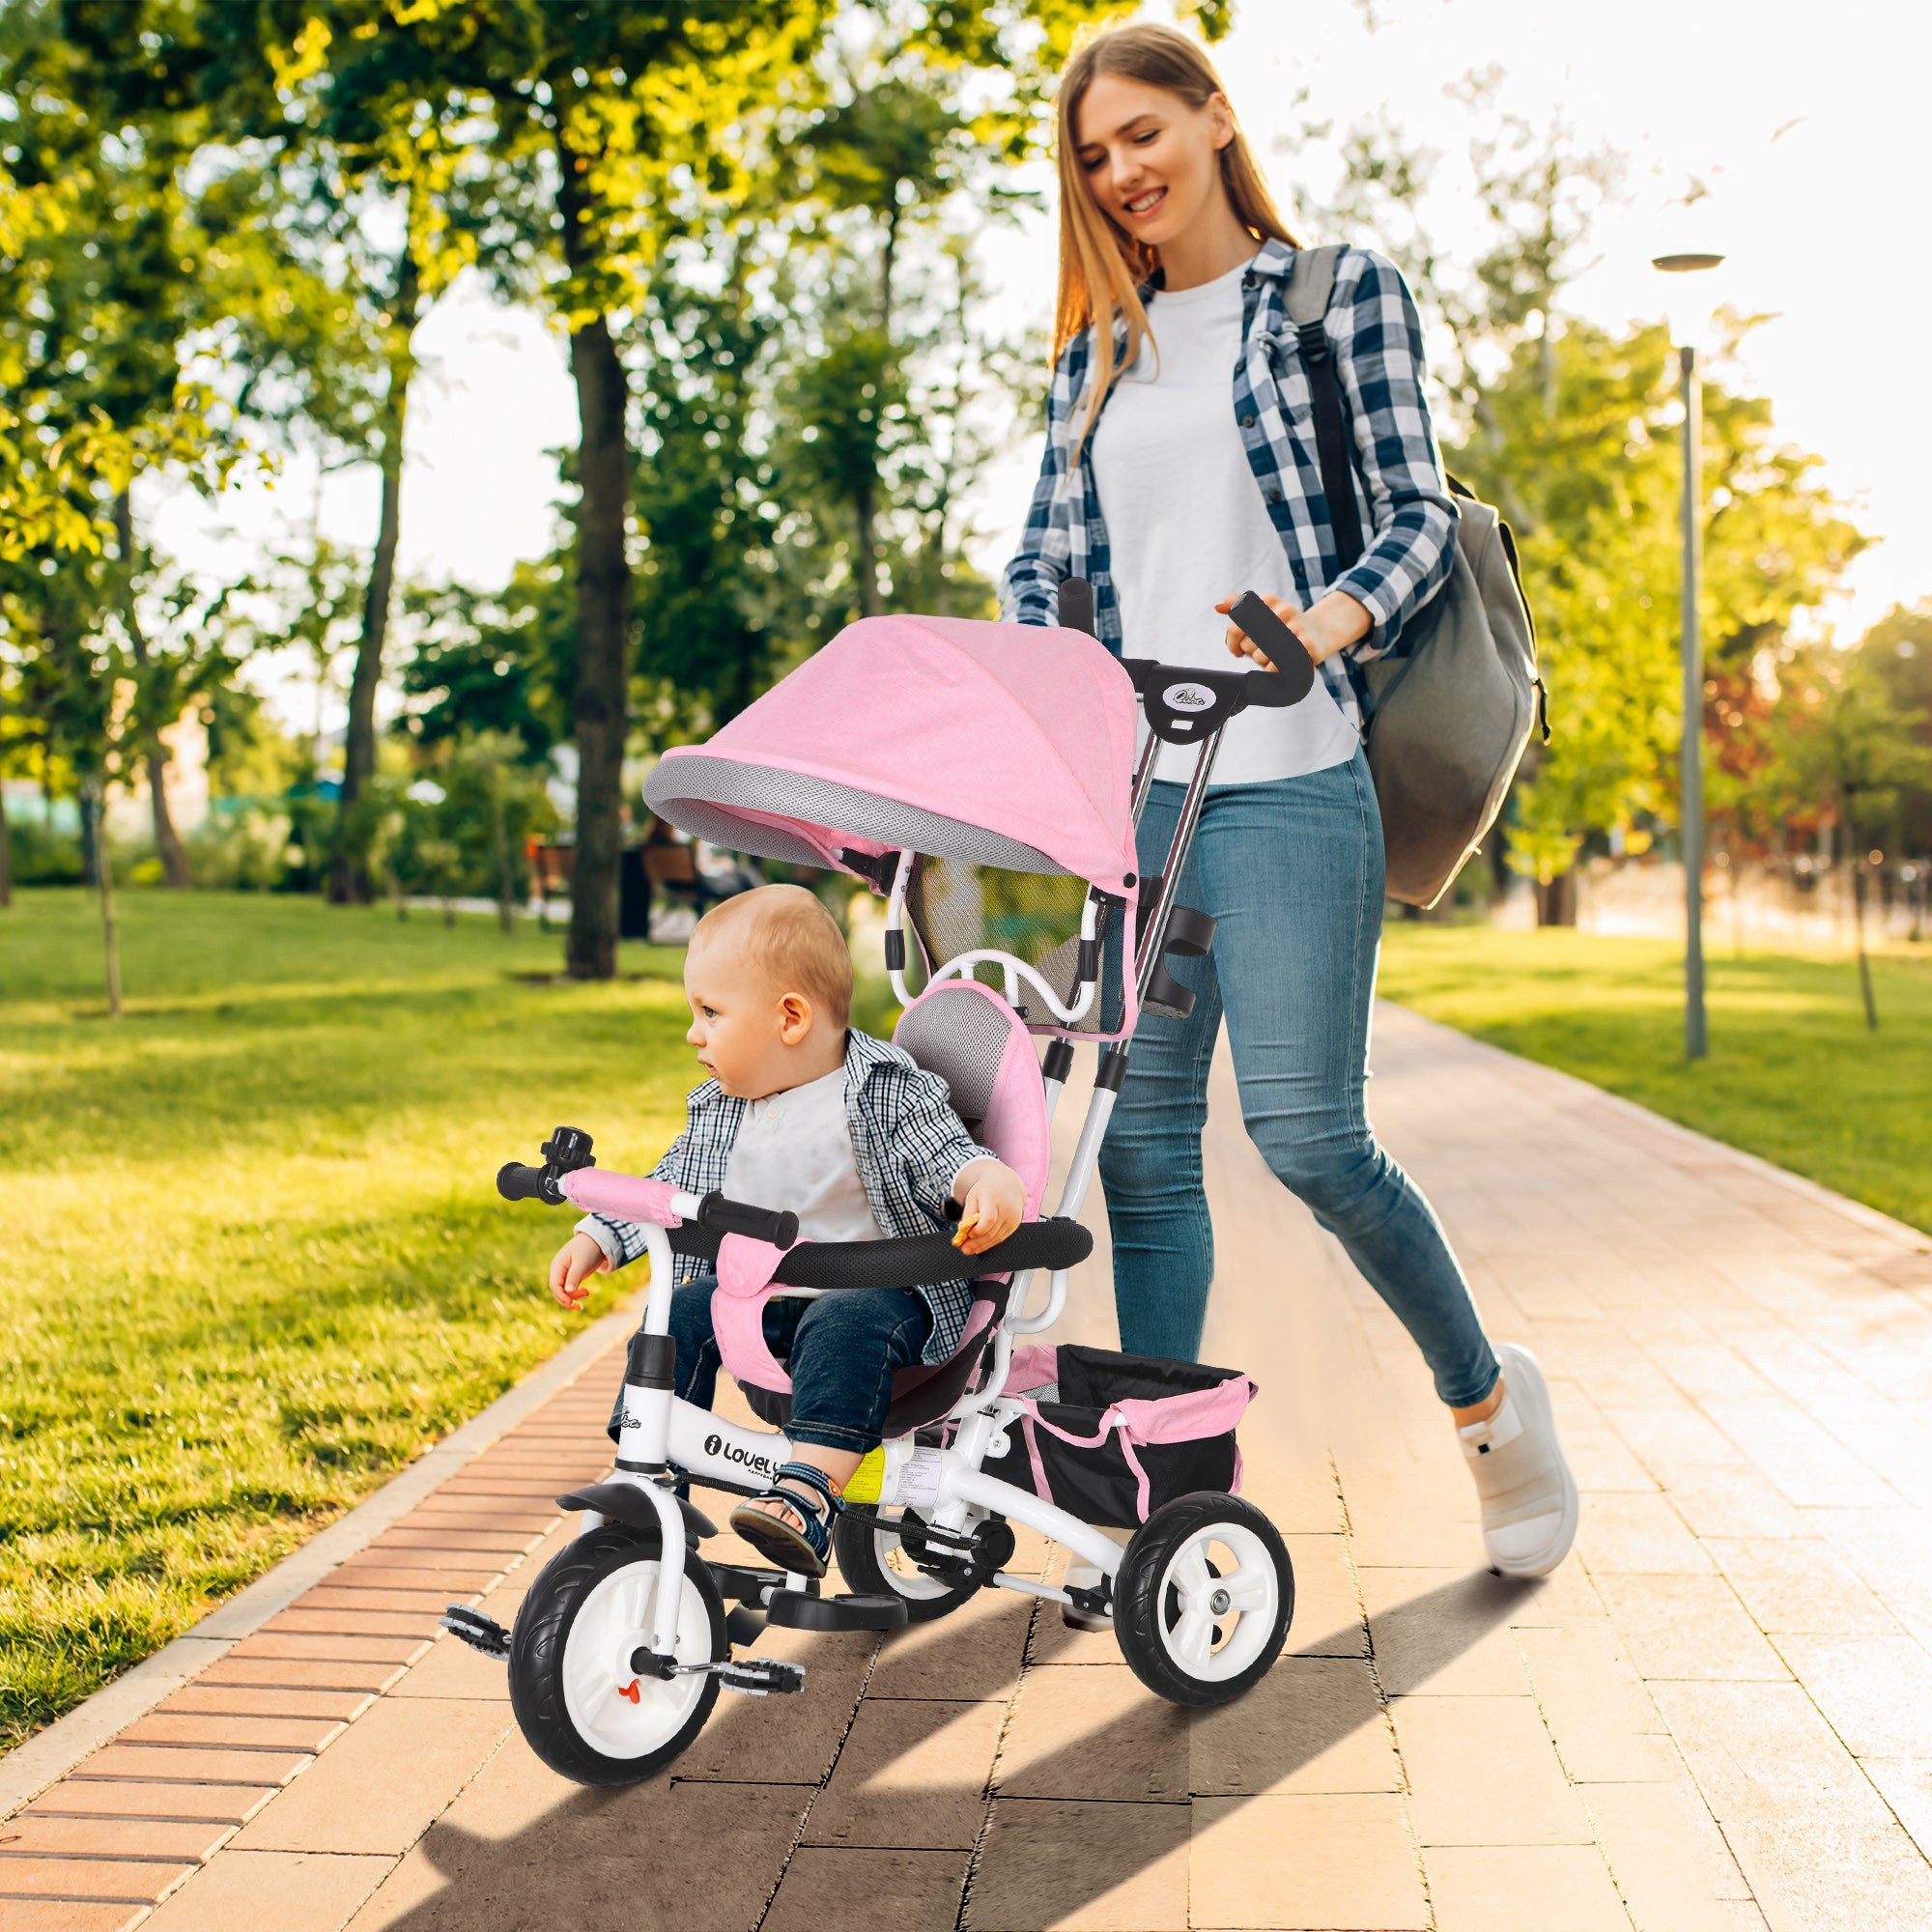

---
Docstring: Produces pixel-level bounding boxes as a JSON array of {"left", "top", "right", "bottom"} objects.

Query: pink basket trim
[{"left": 561, "top": 1169, "right": 682, "bottom": 1227}]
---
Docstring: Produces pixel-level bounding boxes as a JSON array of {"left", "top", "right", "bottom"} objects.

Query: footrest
[
  {"left": 765, "top": 1590, "right": 909, "bottom": 1632},
  {"left": 718, "top": 1657, "right": 806, "bottom": 1696},
  {"left": 708, "top": 1561, "right": 793, "bottom": 1605},
  {"left": 440, "top": 1605, "right": 509, "bottom": 1661}
]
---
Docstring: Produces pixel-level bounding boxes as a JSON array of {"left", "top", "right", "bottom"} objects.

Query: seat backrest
[{"left": 893, "top": 980, "right": 1051, "bottom": 1217}]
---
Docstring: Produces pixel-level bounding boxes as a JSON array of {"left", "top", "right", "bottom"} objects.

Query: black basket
[{"left": 972, "top": 1344, "right": 1248, "bottom": 1530}]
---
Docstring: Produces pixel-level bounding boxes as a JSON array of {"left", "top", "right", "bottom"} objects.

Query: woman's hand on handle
[{"left": 1215, "top": 589, "right": 1373, "bottom": 670}]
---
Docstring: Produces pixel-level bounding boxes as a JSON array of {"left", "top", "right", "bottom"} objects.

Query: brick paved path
[{"left": 5, "top": 1005, "right": 1930, "bottom": 1932}]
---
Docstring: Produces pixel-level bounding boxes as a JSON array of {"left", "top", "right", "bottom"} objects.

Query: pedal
[
  {"left": 440, "top": 1604, "right": 509, "bottom": 1660},
  {"left": 718, "top": 1657, "right": 806, "bottom": 1697},
  {"left": 765, "top": 1589, "right": 908, "bottom": 1632}
]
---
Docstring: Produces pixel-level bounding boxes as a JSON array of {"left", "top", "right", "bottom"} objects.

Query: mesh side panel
[
  {"left": 905, "top": 858, "right": 1123, "bottom": 1036},
  {"left": 894, "top": 986, "right": 1018, "bottom": 1126},
  {"left": 648, "top": 755, "right": 1065, "bottom": 874}
]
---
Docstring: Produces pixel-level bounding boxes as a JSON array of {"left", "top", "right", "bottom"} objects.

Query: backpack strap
[{"left": 1283, "top": 244, "right": 1365, "bottom": 570}]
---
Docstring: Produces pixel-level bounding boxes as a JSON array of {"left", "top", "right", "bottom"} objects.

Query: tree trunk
[
  {"left": 78, "top": 784, "right": 100, "bottom": 889},
  {"left": 855, "top": 475, "right": 882, "bottom": 618},
  {"left": 493, "top": 773, "right": 515, "bottom": 935},
  {"left": 113, "top": 491, "right": 191, "bottom": 888},
  {"left": 1535, "top": 868, "right": 1577, "bottom": 926},
  {"left": 89, "top": 777, "right": 123, "bottom": 1016},
  {"left": 558, "top": 145, "right": 633, "bottom": 983},
  {"left": 329, "top": 243, "right": 421, "bottom": 907},
  {"left": 1852, "top": 853, "right": 1879, "bottom": 1031},
  {"left": 0, "top": 777, "right": 11, "bottom": 908}
]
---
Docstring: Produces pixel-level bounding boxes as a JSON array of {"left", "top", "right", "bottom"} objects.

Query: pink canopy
[{"left": 644, "top": 612, "right": 1140, "bottom": 895}]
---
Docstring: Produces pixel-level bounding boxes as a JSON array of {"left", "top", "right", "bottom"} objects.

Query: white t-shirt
[
  {"left": 1091, "top": 253, "right": 1362, "bottom": 787},
  {"left": 722, "top": 1064, "right": 888, "bottom": 1246}
]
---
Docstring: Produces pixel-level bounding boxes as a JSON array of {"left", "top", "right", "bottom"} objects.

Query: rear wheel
[
  {"left": 833, "top": 1507, "right": 981, "bottom": 1624},
  {"left": 508, "top": 1526, "right": 726, "bottom": 1785},
  {"left": 1114, "top": 1493, "right": 1293, "bottom": 1708}
]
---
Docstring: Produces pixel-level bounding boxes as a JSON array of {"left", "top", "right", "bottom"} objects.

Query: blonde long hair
[{"left": 1052, "top": 21, "right": 1300, "bottom": 461}]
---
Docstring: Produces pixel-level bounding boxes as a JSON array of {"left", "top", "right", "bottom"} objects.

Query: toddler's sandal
[{"left": 729, "top": 1461, "right": 840, "bottom": 1577}]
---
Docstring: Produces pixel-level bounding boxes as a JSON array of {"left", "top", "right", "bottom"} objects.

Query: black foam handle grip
[
  {"left": 696, "top": 1192, "right": 801, "bottom": 1249},
  {"left": 1226, "top": 591, "right": 1316, "bottom": 704},
  {"left": 1059, "top": 578, "right": 1096, "bottom": 637},
  {"left": 497, "top": 1162, "right": 558, "bottom": 1204}
]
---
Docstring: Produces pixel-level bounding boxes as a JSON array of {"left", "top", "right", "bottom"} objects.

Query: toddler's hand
[
  {"left": 550, "top": 1233, "right": 611, "bottom": 1312},
  {"left": 952, "top": 1160, "right": 1026, "bottom": 1257}
]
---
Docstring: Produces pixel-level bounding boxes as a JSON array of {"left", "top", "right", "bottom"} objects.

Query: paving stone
[
  {"left": 1575, "top": 1490, "right": 1716, "bottom": 1574},
  {"left": 1356, "top": 1567, "right": 1540, "bottom": 1696},
  {"left": 329, "top": 1564, "right": 504, "bottom": 1593},
  {"left": 0, "top": 1905, "right": 149, "bottom": 1931},
  {"left": 967, "top": 1797, "right": 1188, "bottom": 1932},
  {"left": 159, "top": 1687, "right": 374, "bottom": 1723},
  {"left": 865, "top": 1584, "right": 1035, "bottom": 1702},
  {"left": 141, "top": 1851, "right": 395, "bottom": 1932},
  {"left": 1514, "top": 1622, "right": 1681, "bottom": 1783},
  {"left": 71, "top": 1747, "right": 313, "bottom": 1788},
  {"left": 1592, "top": 1574, "right": 1793, "bottom": 1681},
  {"left": 1391, "top": 1694, "right": 1593, "bottom": 1846},
  {"left": 992, "top": 1664, "right": 1188, "bottom": 1804},
  {"left": 1861, "top": 1759, "right": 1932, "bottom": 1860},
  {"left": 1425, "top": 1844, "right": 1630, "bottom": 1932},
  {"left": 343, "top": 1776, "right": 810, "bottom": 1931},
  {"left": 117, "top": 1713, "right": 349, "bottom": 1754},
  {"left": 0, "top": 1855, "right": 199, "bottom": 1902},
  {"left": 24, "top": 1783, "right": 279, "bottom": 1828},
  {"left": 195, "top": 1658, "right": 405, "bottom": 1694},
  {"left": 229, "top": 1699, "right": 513, "bottom": 1855},
  {"left": 0, "top": 1815, "right": 233, "bottom": 1861},
  {"left": 259, "top": 1609, "right": 444, "bottom": 1639},
  {"left": 1700, "top": 1538, "right": 1897, "bottom": 1634},
  {"left": 1772, "top": 1633, "right": 1932, "bottom": 1757},
  {"left": 1190, "top": 1792, "right": 1428, "bottom": 1930},
  {"left": 1582, "top": 1780, "right": 1755, "bottom": 1929},
  {"left": 803, "top": 1698, "right": 1005, "bottom": 1848},
  {"left": 384, "top": 1634, "right": 515, "bottom": 1702},
  {"left": 221, "top": 1634, "right": 428, "bottom": 1668},
  {"left": 1187, "top": 1655, "right": 1396, "bottom": 1797},
  {"left": 1720, "top": 1817, "right": 1932, "bottom": 1932},
  {"left": 672, "top": 1629, "right": 873, "bottom": 1785},
  {"left": 765, "top": 1847, "right": 972, "bottom": 1932}
]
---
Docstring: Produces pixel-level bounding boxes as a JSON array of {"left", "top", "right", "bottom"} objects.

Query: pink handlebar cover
[{"left": 559, "top": 1169, "right": 683, "bottom": 1227}]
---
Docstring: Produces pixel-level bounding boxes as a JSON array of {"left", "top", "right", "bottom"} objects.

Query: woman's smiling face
[{"left": 1072, "top": 71, "right": 1233, "bottom": 251}]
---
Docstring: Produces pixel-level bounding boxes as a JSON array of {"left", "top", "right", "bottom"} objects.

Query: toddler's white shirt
[{"left": 723, "top": 1064, "right": 888, "bottom": 1245}]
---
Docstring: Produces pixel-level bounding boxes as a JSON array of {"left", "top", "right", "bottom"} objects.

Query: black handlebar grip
[
  {"left": 497, "top": 1162, "right": 559, "bottom": 1205},
  {"left": 1058, "top": 577, "right": 1096, "bottom": 638},
  {"left": 1226, "top": 591, "right": 1316, "bottom": 704},
  {"left": 696, "top": 1192, "right": 800, "bottom": 1249}
]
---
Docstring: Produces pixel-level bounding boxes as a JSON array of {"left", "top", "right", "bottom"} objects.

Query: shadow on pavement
[{"left": 363, "top": 1570, "right": 1543, "bottom": 1931}]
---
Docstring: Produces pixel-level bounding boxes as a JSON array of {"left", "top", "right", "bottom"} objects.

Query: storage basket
[{"left": 945, "top": 1342, "right": 1257, "bottom": 1530}]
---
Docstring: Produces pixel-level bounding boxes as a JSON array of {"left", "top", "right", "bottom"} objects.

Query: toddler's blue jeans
[
  {"left": 607, "top": 1273, "right": 934, "bottom": 1455},
  {"left": 1099, "top": 749, "right": 1499, "bottom": 1408}
]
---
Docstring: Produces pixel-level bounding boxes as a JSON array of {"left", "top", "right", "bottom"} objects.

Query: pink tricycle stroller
[{"left": 449, "top": 582, "right": 1310, "bottom": 1785}]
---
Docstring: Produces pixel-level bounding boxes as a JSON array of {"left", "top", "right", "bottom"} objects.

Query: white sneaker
[
  {"left": 1458, "top": 1343, "right": 1578, "bottom": 1577},
  {"left": 1061, "top": 1560, "right": 1113, "bottom": 1633}
]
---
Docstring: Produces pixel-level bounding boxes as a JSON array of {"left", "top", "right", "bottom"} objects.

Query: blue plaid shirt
[
  {"left": 577, "top": 1029, "right": 987, "bottom": 1367},
  {"left": 999, "top": 238, "right": 1457, "bottom": 727}
]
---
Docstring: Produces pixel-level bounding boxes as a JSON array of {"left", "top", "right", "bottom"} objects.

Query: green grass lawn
[
  {"left": 0, "top": 890, "right": 697, "bottom": 1756},
  {"left": 1378, "top": 924, "right": 1932, "bottom": 1236}
]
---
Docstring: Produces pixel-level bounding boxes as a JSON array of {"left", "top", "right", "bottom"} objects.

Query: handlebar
[
  {"left": 497, "top": 1161, "right": 563, "bottom": 1206},
  {"left": 693, "top": 1193, "right": 799, "bottom": 1249}
]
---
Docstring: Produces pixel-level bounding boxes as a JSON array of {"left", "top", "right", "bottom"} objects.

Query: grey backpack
[{"left": 1284, "top": 245, "right": 1548, "bottom": 909}]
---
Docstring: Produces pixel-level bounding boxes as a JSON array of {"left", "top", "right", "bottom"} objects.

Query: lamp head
[{"left": 1652, "top": 251, "right": 1726, "bottom": 352}]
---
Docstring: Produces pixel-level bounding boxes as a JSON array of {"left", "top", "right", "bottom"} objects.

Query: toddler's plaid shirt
[
  {"left": 1000, "top": 238, "right": 1458, "bottom": 730},
  {"left": 577, "top": 1029, "right": 987, "bottom": 1367}
]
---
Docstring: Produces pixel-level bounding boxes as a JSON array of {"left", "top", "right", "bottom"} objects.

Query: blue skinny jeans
[
  {"left": 1098, "top": 748, "right": 1499, "bottom": 1408},
  {"left": 608, "top": 1274, "right": 933, "bottom": 1456}
]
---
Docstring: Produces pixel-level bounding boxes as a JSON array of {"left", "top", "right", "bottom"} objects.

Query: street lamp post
[{"left": 1654, "top": 249, "right": 1724, "bottom": 1063}]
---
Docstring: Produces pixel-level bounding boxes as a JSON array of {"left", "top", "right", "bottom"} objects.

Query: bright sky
[{"left": 147, "top": 0, "right": 1931, "bottom": 732}]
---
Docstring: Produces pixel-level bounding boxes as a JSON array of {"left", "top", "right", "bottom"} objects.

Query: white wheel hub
[
  {"left": 1152, "top": 1523, "right": 1279, "bottom": 1682},
  {"left": 561, "top": 1556, "right": 712, "bottom": 1757}
]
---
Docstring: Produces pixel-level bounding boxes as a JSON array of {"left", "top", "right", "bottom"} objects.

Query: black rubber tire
[
  {"left": 507, "top": 1525, "right": 726, "bottom": 1786},
  {"left": 831, "top": 1508, "right": 980, "bottom": 1625},
  {"left": 1114, "top": 1492, "right": 1293, "bottom": 1709}
]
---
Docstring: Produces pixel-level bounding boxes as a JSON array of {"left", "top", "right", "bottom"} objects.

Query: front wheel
[
  {"left": 508, "top": 1526, "right": 726, "bottom": 1785},
  {"left": 1114, "top": 1493, "right": 1293, "bottom": 1708},
  {"left": 832, "top": 1507, "right": 980, "bottom": 1624}
]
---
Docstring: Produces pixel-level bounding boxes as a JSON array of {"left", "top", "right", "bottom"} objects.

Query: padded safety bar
[{"left": 668, "top": 1217, "right": 1092, "bottom": 1289}]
